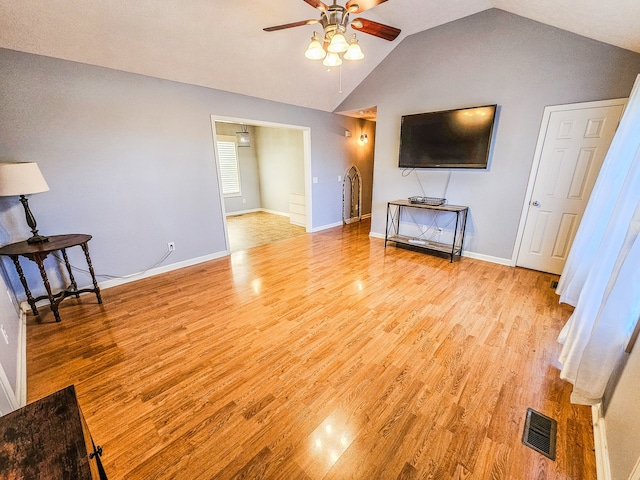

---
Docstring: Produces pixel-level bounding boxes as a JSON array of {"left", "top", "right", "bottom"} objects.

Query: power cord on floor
[{"left": 52, "top": 249, "right": 174, "bottom": 280}]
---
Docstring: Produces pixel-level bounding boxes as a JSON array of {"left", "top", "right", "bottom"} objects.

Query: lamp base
[
  {"left": 27, "top": 235, "right": 49, "bottom": 244},
  {"left": 19, "top": 195, "right": 48, "bottom": 245}
]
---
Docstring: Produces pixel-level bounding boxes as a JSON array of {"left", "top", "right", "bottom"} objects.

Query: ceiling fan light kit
[
  {"left": 327, "top": 31, "right": 349, "bottom": 53},
  {"left": 343, "top": 36, "right": 364, "bottom": 60},
  {"left": 323, "top": 51, "right": 343, "bottom": 67},
  {"left": 266, "top": 0, "right": 399, "bottom": 71},
  {"left": 305, "top": 32, "right": 327, "bottom": 59}
]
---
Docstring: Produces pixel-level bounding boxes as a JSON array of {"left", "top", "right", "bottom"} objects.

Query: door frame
[
  {"left": 210, "top": 115, "right": 312, "bottom": 253},
  {"left": 510, "top": 98, "right": 627, "bottom": 267}
]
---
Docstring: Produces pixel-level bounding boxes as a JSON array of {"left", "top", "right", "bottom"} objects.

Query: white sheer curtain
[{"left": 556, "top": 74, "right": 640, "bottom": 405}]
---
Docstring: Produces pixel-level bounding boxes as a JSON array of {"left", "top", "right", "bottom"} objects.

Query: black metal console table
[{"left": 385, "top": 200, "right": 468, "bottom": 262}]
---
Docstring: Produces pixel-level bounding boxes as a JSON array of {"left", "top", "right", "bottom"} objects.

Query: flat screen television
[{"left": 398, "top": 104, "right": 497, "bottom": 169}]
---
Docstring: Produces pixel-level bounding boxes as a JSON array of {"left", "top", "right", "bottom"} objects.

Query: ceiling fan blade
[
  {"left": 351, "top": 18, "right": 400, "bottom": 41},
  {"left": 303, "top": 0, "right": 328, "bottom": 11},
  {"left": 264, "top": 19, "right": 319, "bottom": 32},
  {"left": 346, "top": 0, "right": 388, "bottom": 14}
]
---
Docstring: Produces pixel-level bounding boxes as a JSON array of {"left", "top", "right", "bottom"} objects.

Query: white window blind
[{"left": 216, "top": 136, "right": 241, "bottom": 196}]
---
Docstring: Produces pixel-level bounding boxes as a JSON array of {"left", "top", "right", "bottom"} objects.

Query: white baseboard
[
  {"left": 361, "top": 213, "right": 371, "bottom": 219},
  {"left": 16, "top": 305, "right": 27, "bottom": 407},
  {"left": 96, "top": 250, "right": 229, "bottom": 290},
  {"left": 261, "top": 208, "right": 289, "bottom": 217},
  {"left": 592, "top": 403, "right": 612, "bottom": 480},
  {"left": 20, "top": 250, "right": 229, "bottom": 310},
  {"left": 461, "top": 250, "right": 512, "bottom": 266},
  {"left": 370, "top": 231, "right": 512, "bottom": 266},
  {"left": 310, "top": 221, "right": 343, "bottom": 232},
  {"left": 226, "top": 208, "right": 289, "bottom": 218},
  {"left": 226, "top": 208, "right": 261, "bottom": 216}
]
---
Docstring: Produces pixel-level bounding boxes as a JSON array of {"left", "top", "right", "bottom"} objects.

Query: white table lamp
[{"left": 0, "top": 162, "right": 50, "bottom": 243}]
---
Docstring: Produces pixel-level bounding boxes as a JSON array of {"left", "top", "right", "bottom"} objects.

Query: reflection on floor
[{"left": 226, "top": 211, "right": 306, "bottom": 252}]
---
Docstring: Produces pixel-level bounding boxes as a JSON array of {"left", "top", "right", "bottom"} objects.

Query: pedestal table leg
[
  {"left": 61, "top": 248, "right": 80, "bottom": 298},
  {"left": 11, "top": 255, "right": 38, "bottom": 315},
  {"left": 34, "top": 256, "right": 61, "bottom": 322},
  {"left": 81, "top": 242, "right": 102, "bottom": 304}
]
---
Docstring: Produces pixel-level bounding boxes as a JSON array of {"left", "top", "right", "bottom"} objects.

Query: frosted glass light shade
[
  {"left": 328, "top": 32, "right": 349, "bottom": 53},
  {"left": 305, "top": 39, "right": 326, "bottom": 60},
  {"left": 0, "top": 162, "right": 49, "bottom": 196},
  {"left": 343, "top": 40, "right": 364, "bottom": 60},
  {"left": 236, "top": 131, "right": 250, "bottom": 147},
  {"left": 323, "top": 52, "right": 343, "bottom": 67}
]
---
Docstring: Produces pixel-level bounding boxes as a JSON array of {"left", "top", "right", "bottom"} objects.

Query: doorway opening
[
  {"left": 335, "top": 106, "right": 377, "bottom": 227},
  {"left": 342, "top": 165, "right": 362, "bottom": 224},
  {"left": 210, "top": 116, "right": 312, "bottom": 253}
]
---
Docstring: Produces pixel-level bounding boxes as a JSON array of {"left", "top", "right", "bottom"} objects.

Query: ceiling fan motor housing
[{"left": 321, "top": 5, "right": 350, "bottom": 36}]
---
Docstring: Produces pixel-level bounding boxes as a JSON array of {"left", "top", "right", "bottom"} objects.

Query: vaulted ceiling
[{"left": 1, "top": 0, "right": 639, "bottom": 112}]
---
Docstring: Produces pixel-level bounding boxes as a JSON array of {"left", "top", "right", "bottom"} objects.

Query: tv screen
[{"left": 398, "top": 105, "right": 497, "bottom": 169}]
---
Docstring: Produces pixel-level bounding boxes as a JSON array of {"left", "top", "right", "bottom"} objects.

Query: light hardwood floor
[
  {"left": 26, "top": 219, "right": 595, "bottom": 479},
  {"left": 226, "top": 211, "right": 306, "bottom": 252}
]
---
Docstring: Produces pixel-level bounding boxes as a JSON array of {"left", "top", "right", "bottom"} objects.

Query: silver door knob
[{"left": 532, "top": 200, "right": 540, "bottom": 207}]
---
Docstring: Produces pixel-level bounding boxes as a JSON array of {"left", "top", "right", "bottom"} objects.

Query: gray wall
[
  {"left": 215, "top": 123, "right": 262, "bottom": 214},
  {"left": 255, "top": 126, "right": 305, "bottom": 214},
  {"left": 337, "top": 8, "right": 640, "bottom": 260},
  {"left": 0, "top": 47, "right": 354, "bottom": 304}
]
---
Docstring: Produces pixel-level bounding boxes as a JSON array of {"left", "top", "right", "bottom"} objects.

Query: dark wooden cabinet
[{"left": 0, "top": 385, "right": 107, "bottom": 479}]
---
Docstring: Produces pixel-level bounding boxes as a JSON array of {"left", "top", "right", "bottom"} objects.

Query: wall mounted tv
[{"left": 398, "top": 104, "right": 497, "bottom": 169}]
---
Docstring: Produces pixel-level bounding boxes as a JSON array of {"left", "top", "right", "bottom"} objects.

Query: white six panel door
[{"left": 517, "top": 102, "right": 625, "bottom": 274}]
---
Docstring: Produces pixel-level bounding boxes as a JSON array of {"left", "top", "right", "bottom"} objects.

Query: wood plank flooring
[
  {"left": 226, "top": 211, "right": 305, "bottom": 252},
  {"left": 26, "top": 219, "right": 595, "bottom": 479}
]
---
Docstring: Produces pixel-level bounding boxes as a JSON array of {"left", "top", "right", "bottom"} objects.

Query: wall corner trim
[
  {"left": 629, "top": 456, "right": 640, "bottom": 480},
  {"left": 16, "top": 305, "right": 27, "bottom": 407},
  {"left": 592, "top": 402, "right": 612, "bottom": 480}
]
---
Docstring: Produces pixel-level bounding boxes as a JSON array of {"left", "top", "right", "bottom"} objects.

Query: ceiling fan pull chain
[{"left": 339, "top": 65, "right": 343, "bottom": 94}]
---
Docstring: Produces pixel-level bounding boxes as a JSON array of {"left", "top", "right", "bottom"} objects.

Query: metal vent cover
[{"left": 522, "top": 408, "right": 557, "bottom": 460}]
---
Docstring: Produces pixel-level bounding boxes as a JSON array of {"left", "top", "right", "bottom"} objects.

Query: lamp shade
[{"left": 0, "top": 162, "right": 49, "bottom": 196}]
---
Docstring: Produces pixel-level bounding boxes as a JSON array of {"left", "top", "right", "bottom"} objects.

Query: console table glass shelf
[{"left": 385, "top": 200, "right": 469, "bottom": 262}]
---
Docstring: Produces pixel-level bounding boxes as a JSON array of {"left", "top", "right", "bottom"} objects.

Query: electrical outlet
[
  {"left": 1, "top": 325, "right": 8, "bottom": 345},
  {"left": 421, "top": 225, "right": 427, "bottom": 233},
  {"left": 338, "top": 175, "right": 342, "bottom": 182},
  {"left": 168, "top": 242, "right": 175, "bottom": 252}
]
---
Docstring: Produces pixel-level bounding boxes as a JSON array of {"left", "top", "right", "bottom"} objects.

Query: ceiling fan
[{"left": 264, "top": 0, "right": 401, "bottom": 67}]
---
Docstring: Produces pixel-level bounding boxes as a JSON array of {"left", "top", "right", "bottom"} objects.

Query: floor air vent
[
  {"left": 522, "top": 408, "right": 557, "bottom": 460},
  {"left": 551, "top": 280, "right": 559, "bottom": 289}
]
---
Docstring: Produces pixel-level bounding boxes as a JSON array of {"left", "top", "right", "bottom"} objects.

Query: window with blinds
[{"left": 216, "top": 136, "right": 241, "bottom": 197}]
